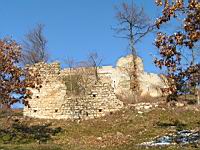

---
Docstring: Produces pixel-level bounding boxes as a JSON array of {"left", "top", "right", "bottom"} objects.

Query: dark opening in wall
[
  {"left": 86, "top": 112, "right": 89, "bottom": 116},
  {"left": 36, "top": 96, "right": 39, "bottom": 98},
  {"left": 55, "top": 109, "right": 58, "bottom": 113},
  {"left": 93, "top": 94, "right": 96, "bottom": 97},
  {"left": 110, "top": 112, "right": 113, "bottom": 115},
  {"left": 99, "top": 109, "right": 102, "bottom": 112},
  {"left": 33, "top": 110, "right": 37, "bottom": 113}
]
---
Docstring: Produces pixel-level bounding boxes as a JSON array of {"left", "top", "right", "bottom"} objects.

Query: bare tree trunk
[
  {"left": 113, "top": 2, "right": 153, "bottom": 103},
  {"left": 70, "top": 70, "right": 73, "bottom": 92},
  {"left": 132, "top": 56, "right": 139, "bottom": 103},
  {"left": 95, "top": 66, "right": 99, "bottom": 82},
  {"left": 87, "top": 52, "right": 102, "bottom": 82},
  {"left": 130, "top": 27, "right": 139, "bottom": 103},
  {"left": 197, "top": 89, "right": 200, "bottom": 105}
]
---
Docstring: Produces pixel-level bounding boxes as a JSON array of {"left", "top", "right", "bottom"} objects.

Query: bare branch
[
  {"left": 21, "top": 24, "right": 48, "bottom": 65},
  {"left": 113, "top": 1, "right": 154, "bottom": 101},
  {"left": 87, "top": 52, "right": 103, "bottom": 81},
  {"left": 114, "top": 2, "right": 154, "bottom": 50}
]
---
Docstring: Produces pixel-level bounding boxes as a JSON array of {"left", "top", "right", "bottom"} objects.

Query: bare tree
[
  {"left": 114, "top": 1, "right": 154, "bottom": 101},
  {"left": 21, "top": 24, "right": 48, "bottom": 65},
  {"left": 87, "top": 52, "right": 102, "bottom": 81},
  {"left": 63, "top": 53, "right": 103, "bottom": 96},
  {"left": 65, "top": 57, "right": 76, "bottom": 70},
  {"left": 63, "top": 56, "right": 96, "bottom": 96},
  {"left": 65, "top": 57, "right": 77, "bottom": 93},
  {"left": 76, "top": 60, "right": 97, "bottom": 89}
]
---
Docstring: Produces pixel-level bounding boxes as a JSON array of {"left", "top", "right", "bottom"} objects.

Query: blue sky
[{"left": 0, "top": 0, "right": 163, "bottom": 73}]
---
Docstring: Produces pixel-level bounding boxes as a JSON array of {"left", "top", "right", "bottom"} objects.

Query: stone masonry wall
[
  {"left": 23, "top": 62, "right": 123, "bottom": 120},
  {"left": 23, "top": 55, "right": 167, "bottom": 120}
]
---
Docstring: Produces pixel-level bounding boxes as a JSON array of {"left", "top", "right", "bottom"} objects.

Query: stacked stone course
[
  {"left": 23, "top": 62, "right": 123, "bottom": 120},
  {"left": 23, "top": 55, "right": 167, "bottom": 120}
]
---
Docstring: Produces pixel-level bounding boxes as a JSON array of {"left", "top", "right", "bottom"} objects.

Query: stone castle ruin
[{"left": 23, "top": 55, "right": 166, "bottom": 120}]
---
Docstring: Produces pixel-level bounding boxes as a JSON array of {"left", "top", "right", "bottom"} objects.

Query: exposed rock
[
  {"left": 23, "top": 55, "right": 167, "bottom": 120},
  {"left": 139, "top": 73, "right": 167, "bottom": 97},
  {"left": 97, "top": 137, "right": 103, "bottom": 141},
  {"left": 116, "top": 55, "right": 144, "bottom": 72},
  {"left": 116, "top": 132, "right": 124, "bottom": 137},
  {"left": 175, "top": 102, "right": 185, "bottom": 107},
  {"left": 108, "top": 55, "right": 167, "bottom": 98},
  {"left": 133, "top": 102, "right": 159, "bottom": 113},
  {"left": 137, "top": 111, "right": 143, "bottom": 114}
]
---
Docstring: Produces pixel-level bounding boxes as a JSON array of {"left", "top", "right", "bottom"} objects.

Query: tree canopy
[
  {"left": 0, "top": 39, "right": 41, "bottom": 108},
  {"left": 154, "top": 0, "right": 200, "bottom": 101}
]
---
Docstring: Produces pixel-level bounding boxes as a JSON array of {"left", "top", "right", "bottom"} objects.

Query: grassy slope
[{"left": 1, "top": 102, "right": 200, "bottom": 150}]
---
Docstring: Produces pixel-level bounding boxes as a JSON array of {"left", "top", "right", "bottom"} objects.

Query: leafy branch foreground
[
  {"left": 0, "top": 39, "right": 41, "bottom": 108},
  {"left": 154, "top": 0, "right": 200, "bottom": 101}
]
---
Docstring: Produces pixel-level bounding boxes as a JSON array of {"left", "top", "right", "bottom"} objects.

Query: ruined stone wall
[
  {"left": 23, "top": 62, "right": 123, "bottom": 120},
  {"left": 23, "top": 55, "right": 167, "bottom": 120}
]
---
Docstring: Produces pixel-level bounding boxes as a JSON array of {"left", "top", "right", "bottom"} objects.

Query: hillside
[{"left": 1, "top": 98, "right": 200, "bottom": 150}]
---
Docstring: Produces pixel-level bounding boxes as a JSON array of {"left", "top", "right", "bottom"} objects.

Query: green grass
[{"left": 1, "top": 103, "right": 200, "bottom": 150}]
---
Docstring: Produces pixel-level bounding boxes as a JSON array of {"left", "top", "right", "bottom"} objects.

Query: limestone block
[{"left": 23, "top": 55, "right": 167, "bottom": 120}]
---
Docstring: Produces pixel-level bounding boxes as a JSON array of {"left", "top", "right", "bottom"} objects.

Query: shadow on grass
[
  {"left": 0, "top": 144, "right": 63, "bottom": 150},
  {"left": 156, "top": 119, "right": 187, "bottom": 131},
  {"left": 0, "top": 123, "right": 62, "bottom": 144}
]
